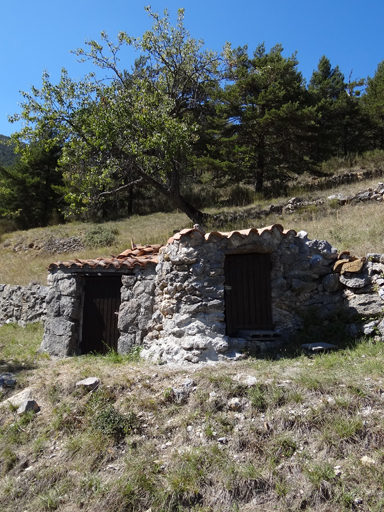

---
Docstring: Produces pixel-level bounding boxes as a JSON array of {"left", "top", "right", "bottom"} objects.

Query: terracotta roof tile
[
  {"left": 48, "top": 244, "right": 162, "bottom": 272},
  {"left": 167, "top": 224, "right": 296, "bottom": 244}
]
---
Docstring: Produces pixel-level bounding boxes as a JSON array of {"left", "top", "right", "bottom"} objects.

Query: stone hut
[
  {"left": 41, "top": 223, "right": 383, "bottom": 363},
  {"left": 40, "top": 244, "right": 162, "bottom": 357}
]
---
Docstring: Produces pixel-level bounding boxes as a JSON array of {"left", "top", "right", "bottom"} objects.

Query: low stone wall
[
  {"left": 0, "top": 283, "right": 48, "bottom": 327},
  {"left": 213, "top": 181, "right": 384, "bottom": 226}
]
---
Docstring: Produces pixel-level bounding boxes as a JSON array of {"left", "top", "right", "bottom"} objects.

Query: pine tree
[
  {"left": 219, "top": 43, "right": 317, "bottom": 193},
  {"left": 362, "top": 61, "right": 384, "bottom": 150},
  {"left": 0, "top": 142, "right": 64, "bottom": 229}
]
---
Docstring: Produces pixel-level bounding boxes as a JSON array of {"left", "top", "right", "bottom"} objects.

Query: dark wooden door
[
  {"left": 224, "top": 253, "right": 273, "bottom": 336},
  {"left": 81, "top": 276, "right": 122, "bottom": 354}
]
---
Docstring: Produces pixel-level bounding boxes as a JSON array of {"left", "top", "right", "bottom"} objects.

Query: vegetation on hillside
[{"left": 1, "top": 324, "right": 384, "bottom": 511}]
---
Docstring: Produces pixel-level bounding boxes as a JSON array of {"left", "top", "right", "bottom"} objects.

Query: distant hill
[{"left": 0, "top": 135, "right": 18, "bottom": 167}]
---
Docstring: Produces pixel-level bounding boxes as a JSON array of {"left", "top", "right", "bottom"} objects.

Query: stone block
[
  {"left": 291, "top": 279, "right": 318, "bottom": 294},
  {"left": 339, "top": 274, "right": 370, "bottom": 289},
  {"left": 57, "top": 277, "right": 78, "bottom": 297},
  {"left": 323, "top": 273, "right": 341, "bottom": 293},
  {"left": 117, "top": 332, "right": 139, "bottom": 353},
  {"left": 344, "top": 292, "right": 384, "bottom": 317},
  {"left": 17, "top": 400, "right": 40, "bottom": 414},
  {"left": 76, "top": 377, "right": 100, "bottom": 390}
]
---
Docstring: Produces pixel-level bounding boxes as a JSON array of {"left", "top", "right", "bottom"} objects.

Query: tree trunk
[
  {"left": 255, "top": 150, "right": 264, "bottom": 193},
  {"left": 134, "top": 162, "right": 211, "bottom": 226}
]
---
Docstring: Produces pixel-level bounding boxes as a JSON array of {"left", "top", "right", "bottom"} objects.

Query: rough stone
[
  {"left": 340, "top": 258, "right": 366, "bottom": 274},
  {"left": 323, "top": 273, "right": 342, "bottom": 293},
  {"left": 363, "top": 321, "right": 377, "bottom": 335},
  {"left": 291, "top": 279, "right": 318, "bottom": 294},
  {"left": 17, "top": 400, "right": 40, "bottom": 414},
  {"left": 76, "top": 377, "right": 100, "bottom": 390},
  {"left": 344, "top": 292, "right": 384, "bottom": 316},
  {"left": 228, "top": 397, "right": 242, "bottom": 411},
  {"left": 306, "top": 239, "right": 338, "bottom": 259},
  {"left": 0, "top": 373, "right": 16, "bottom": 388},
  {"left": 339, "top": 274, "right": 370, "bottom": 289},
  {"left": 1, "top": 388, "right": 32, "bottom": 408}
]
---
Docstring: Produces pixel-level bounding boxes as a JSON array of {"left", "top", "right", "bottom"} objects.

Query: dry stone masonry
[
  {"left": 39, "top": 273, "right": 84, "bottom": 357},
  {"left": 140, "top": 225, "right": 345, "bottom": 363},
  {"left": 212, "top": 181, "right": 384, "bottom": 226},
  {"left": 117, "top": 267, "right": 157, "bottom": 354},
  {"left": 0, "top": 283, "right": 48, "bottom": 326}
]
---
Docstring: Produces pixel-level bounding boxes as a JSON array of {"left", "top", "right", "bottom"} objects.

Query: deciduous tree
[{"left": 10, "top": 8, "right": 219, "bottom": 225}]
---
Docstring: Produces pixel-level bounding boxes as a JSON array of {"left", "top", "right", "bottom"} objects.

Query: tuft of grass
[{"left": 304, "top": 462, "right": 336, "bottom": 488}]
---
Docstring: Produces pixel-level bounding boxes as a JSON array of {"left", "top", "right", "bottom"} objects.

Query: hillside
[
  {"left": 0, "top": 135, "right": 17, "bottom": 167},
  {"left": 1, "top": 169, "right": 384, "bottom": 286},
  {"left": 1, "top": 323, "right": 384, "bottom": 512}
]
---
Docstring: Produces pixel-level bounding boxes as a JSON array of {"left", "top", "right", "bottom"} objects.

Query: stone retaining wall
[{"left": 0, "top": 283, "right": 48, "bottom": 327}]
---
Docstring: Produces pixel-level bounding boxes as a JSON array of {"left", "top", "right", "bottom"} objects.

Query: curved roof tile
[
  {"left": 48, "top": 225, "right": 297, "bottom": 272},
  {"left": 47, "top": 243, "right": 161, "bottom": 272},
  {"left": 168, "top": 224, "right": 296, "bottom": 244}
]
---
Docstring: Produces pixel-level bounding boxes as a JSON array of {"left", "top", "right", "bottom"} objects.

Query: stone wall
[
  {"left": 140, "top": 226, "right": 347, "bottom": 364},
  {"left": 117, "top": 267, "right": 157, "bottom": 353},
  {"left": 39, "top": 272, "right": 84, "bottom": 357},
  {"left": 0, "top": 283, "right": 48, "bottom": 326}
]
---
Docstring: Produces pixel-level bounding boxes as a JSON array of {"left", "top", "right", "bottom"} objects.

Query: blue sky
[{"left": 1, "top": 0, "right": 383, "bottom": 136}]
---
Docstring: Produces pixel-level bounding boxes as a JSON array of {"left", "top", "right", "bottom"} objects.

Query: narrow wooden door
[
  {"left": 81, "top": 276, "right": 122, "bottom": 354},
  {"left": 224, "top": 253, "right": 273, "bottom": 336}
]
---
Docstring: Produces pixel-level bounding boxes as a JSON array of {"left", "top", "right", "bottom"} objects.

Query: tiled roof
[
  {"left": 167, "top": 224, "right": 296, "bottom": 244},
  {"left": 47, "top": 243, "right": 162, "bottom": 272},
  {"left": 48, "top": 225, "right": 296, "bottom": 272}
]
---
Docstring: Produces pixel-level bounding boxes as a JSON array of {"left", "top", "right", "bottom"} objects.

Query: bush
[
  {"left": 93, "top": 407, "right": 137, "bottom": 440},
  {"left": 83, "top": 225, "right": 119, "bottom": 248}
]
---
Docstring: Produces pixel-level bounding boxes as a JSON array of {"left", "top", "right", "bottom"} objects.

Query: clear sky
[{"left": 1, "top": 0, "right": 383, "bottom": 136}]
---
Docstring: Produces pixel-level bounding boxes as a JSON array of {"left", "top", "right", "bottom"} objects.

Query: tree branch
[{"left": 97, "top": 178, "right": 143, "bottom": 198}]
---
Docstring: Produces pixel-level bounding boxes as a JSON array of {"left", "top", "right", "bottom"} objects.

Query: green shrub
[
  {"left": 83, "top": 225, "right": 119, "bottom": 248},
  {"left": 93, "top": 407, "right": 137, "bottom": 440}
]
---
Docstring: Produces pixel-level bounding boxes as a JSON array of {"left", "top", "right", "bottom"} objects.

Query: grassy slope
[
  {"left": 1, "top": 171, "right": 384, "bottom": 511},
  {"left": 1, "top": 325, "right": 384, "bottom": 511}
]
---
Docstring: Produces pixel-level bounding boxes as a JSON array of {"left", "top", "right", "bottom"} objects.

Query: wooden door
[
  {"left": 81, "top": 276, "right": 122, "bottom": 354},
  {"left": 224, "top": 253, "right": 273, "bottom": 336}
]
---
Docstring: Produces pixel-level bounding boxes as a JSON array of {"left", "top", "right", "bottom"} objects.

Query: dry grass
[
  {"left": 0, "top": 212, "right": 191, "bottom": 285},
  {"left": 1, "top": 324, "right": 384, "bottom": 511}
]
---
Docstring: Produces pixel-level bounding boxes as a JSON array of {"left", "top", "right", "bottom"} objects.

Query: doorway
[
  {"left": 224, "top": 253, "right": 273, "bottom": 336},
  {"left": 81, "top": 276, "right": 122, "bottom": 354}
]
